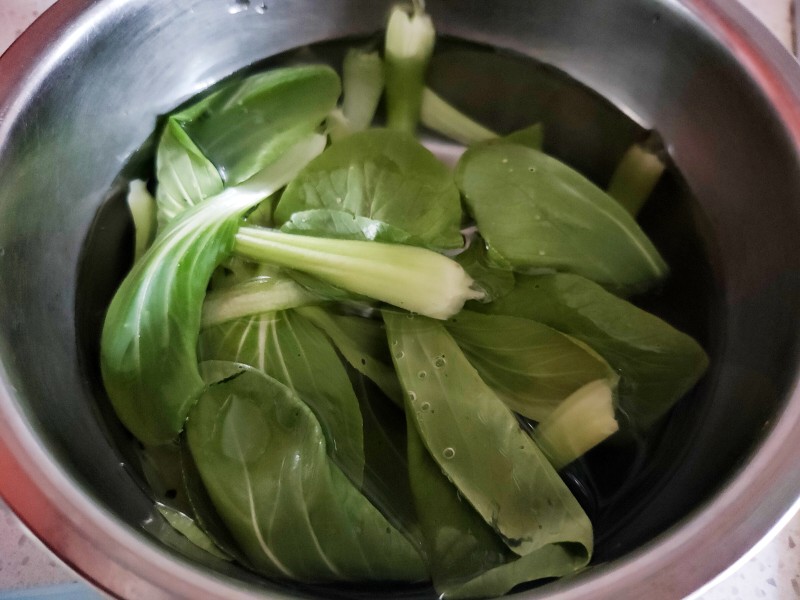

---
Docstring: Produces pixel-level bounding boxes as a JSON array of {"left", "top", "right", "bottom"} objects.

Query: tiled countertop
[{"left": 2, "top": 0, "right": 800, "bottom": 599}]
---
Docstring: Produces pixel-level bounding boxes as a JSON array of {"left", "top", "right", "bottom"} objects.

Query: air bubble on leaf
[
  {"left": 394, "top": 350, "right": 405, "bottom": 359},
  {"left": 417, "top": 370, "right": 427, "bottom": 380},
  {"left": 408, "top": 391, "right": 417, "bottom": 401},
  {"left": 443, "top": 447, "right": 456, "bottom": 459},
  {"left": 420, "top": 401, "right": 431, "bottom": 411},
  {"left": 434, "top": 356, "right": 446, "bottom": 368}
]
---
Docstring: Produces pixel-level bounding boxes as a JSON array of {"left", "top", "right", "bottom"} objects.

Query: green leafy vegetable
[
  {"left": 476, "top": 273, "right": 709, "bottom": 431},
  {"left": 186, "top": 364, "right": 427, "bottom": 581},
  {"left": 384, "top": 312, "right": 593, "bottom": 557},
  {"left": 174, "top": 65, "right": 341, "bottom": 185},
  {"left": 454, "top": 238, "right": 515, "bottom": 303},
  {"left": 280, "top": 209, "right": 425, "bottom": 246},
  {"left": 274, "top": 128, "right": 463, "bottom": 249},
  {"left": 199, "top": 311, "right": 366, "bottom": 485},
  {"left": 407, "top": 418, "right": 590, "bottom": 599},
  {"left": 154, "top": 118, "right": 224, "bottom": 227},
  {"left": 384, "top": 3, "right": 436, "bottom": 132},
  {"left": 456, "top": 143, "right": 668, "bottom": 294},
  {"left": 101, "top": 135, "right": 326, "bottom": 445},
  {"left": 446, "top": 310, "right": 617, "bottom": 422},
  {"left": 297, "top": 306, "right": 404, "bottom": 406},
  {"left": 234, "top": 226, "right": 482, "bottom": 319}
]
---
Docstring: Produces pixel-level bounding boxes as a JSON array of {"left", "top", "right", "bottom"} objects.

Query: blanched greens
[{"left": 99, "top": 3, "right": 709, "bottom": 598}]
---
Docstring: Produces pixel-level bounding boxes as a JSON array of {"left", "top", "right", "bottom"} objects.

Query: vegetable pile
[{"left": 101, "top": 3, "right": 708, "bottom": 598}]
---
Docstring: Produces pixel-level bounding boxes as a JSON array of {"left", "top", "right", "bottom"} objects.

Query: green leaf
[
  {"left": 407, "top": 415, "right": 589, "bottom": 599},
  {"left": 154, "top": 118, "right": 224, "bottom": 227},
  {"left": 297, "top": 306, "right": 404, "bottom": 407},
  {"left": 384, "top": 312, "right": 592, "bottom": 559},
  {"left": 453, "top": 238, "right": 515, "bottom": 303},
  {"left": 186, "top": 364, "right": 427, "bottom": 582},
  {"left": 274, "top": 128, "right": 464, "bottom": 249},
  {"left": 198, "top": 311, "right": 365, "bottom": 485},
  {"left": 180, "top": 437, "right": 253, "bottom": 566},
  {"left": 446, "top": 310, "right": 617, "bottom": 422},
  {"left": 456, "top": 143, "right": 668, "bottom": 294},
  {"left": 176, "top": 65, "right": 341, "bottom": 185},
  {"left": 349, "top": 373, "right": 425, "bottom": 556},
  {"left": 101, "top": 135, "right": 325, "bottom": 445},
  {"left": 476, "top": 273, "right": 709, "bottom": 431},
  {"left": 280, "top": 209, "right": 426, "bottom": 247}
]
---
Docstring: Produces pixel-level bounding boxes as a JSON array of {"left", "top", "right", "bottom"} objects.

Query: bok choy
[{"left": 97, "top": 2, "right": 709, "bottom": 597}]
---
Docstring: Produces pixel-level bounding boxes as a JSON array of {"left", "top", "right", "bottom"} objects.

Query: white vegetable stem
[
  {"left": 420, "top": 88, "right": 497, "bottom": 145},
  {"left": 126, "top": 179, "right": 157, "bottom": 263},
  {"left": 202, "top": 277, "right": 319, "bottom": 328},
  {"left": 533, "top": 379, "right": 619, "bottom": 470},
  {"left": 607, "top": 142, "right": 666, "bottom": 216},
  {"left": 384, "top": 3, "right": 436, "bottom": 132},
  {"left": 234, "top": 228, "right": 483, "bottom": 319},
  {"left": 341, "top": 49, "right": 386, "bottom": 132}
]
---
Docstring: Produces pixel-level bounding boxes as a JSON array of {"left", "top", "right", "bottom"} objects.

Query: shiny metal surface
[{"left": 1, "top": 0, "right": 800, "bottom": 598}]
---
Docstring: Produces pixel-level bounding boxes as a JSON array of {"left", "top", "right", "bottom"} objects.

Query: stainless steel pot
[{"left": 1, "top": 0, "right": 800, "bottom": 598}]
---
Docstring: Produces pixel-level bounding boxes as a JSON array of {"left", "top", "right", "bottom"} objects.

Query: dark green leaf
[
  {"left": 274, "top": 128, "right": 464, "bottom": 249},
  {"left": 101, "top": 137, "right": 325, "bottom": 445},
  {"left": 446, "top": 310, "right": 616, "bottom": 422},
  {"left": 199, "top": 311, "right": 365, "bottom": 485},
  {"left": 154, "top": 118, "right": 224, "bottom": 227},
  {"left": 384, "top": 312, "right": 592, "bottom": 558},
  {"left": 186, "top": 365, "right": 427, "bottom": 582},
  {"left": 297, "top": 306, "right": 404, "bottom": 407},
  {"left": 475, "top": 273, "right": 709, "bottom": 431},
  {"left": 453, "top": 238, "right": 515, "bottom": 303},
  {"left": 280, "top": 209, "right": 426, "bottom": 247},
  {"left": 176, "top": 65, "right": 341, "bottom": 185},
  {"left": 456, "top": 143, "right": 668, "bottom": 294},
  {"left": 407, "top": 413, "right": 589, "bottom": 599}
]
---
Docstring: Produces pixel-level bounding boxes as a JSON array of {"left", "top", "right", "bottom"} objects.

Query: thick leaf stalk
[
  {"left": 234, "top": 227, "right": 483, "bottom": 319},
  {"left": 384, "top": 4, "right": 436, "bottom": 132}
]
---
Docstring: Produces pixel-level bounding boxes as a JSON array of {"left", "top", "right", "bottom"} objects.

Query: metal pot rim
[{"left": 1, "top": 1, "right": 799, "bottom": 598}]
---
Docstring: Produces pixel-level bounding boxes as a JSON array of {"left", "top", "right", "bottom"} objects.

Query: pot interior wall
[{"left": 1, "top": 0, "right": 799, "bottom": 597}]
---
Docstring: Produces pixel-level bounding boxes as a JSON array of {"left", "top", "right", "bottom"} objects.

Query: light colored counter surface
[{"left": 1, "top": 0, "right": 800, "bottom": 598}]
